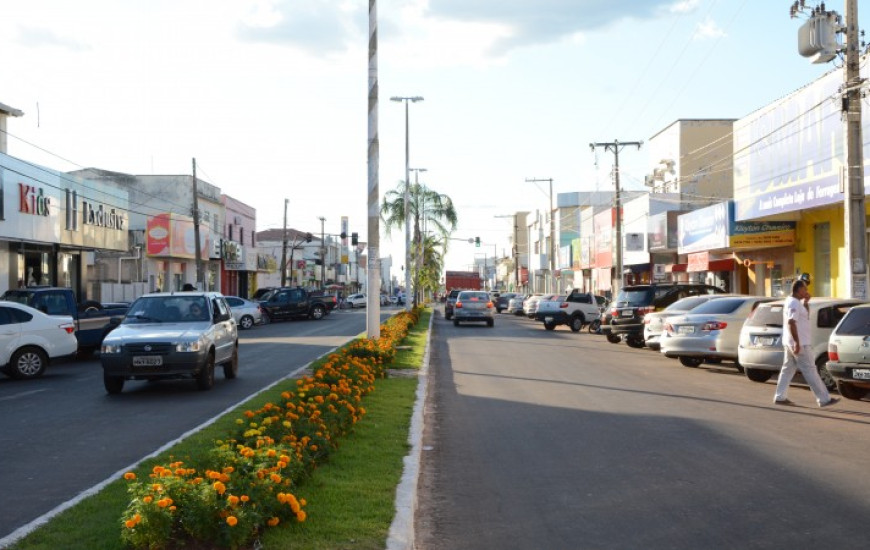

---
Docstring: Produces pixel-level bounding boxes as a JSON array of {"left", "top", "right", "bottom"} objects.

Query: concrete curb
[{"left": 385, "top": 309, "right": 434, "bottom": 550}]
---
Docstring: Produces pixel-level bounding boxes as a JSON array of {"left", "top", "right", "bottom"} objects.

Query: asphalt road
[
  {"left": 0, "top": 306, "right": 393, "bottom": 543},
  {"left": 416, "top": 310, "right": 870, "bottom": 550}
]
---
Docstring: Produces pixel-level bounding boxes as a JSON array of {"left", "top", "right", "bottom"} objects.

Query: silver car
[
  {"left": 825, "top": 304, "right": 870, "bottom": 400},
  {"left": 507, "top": 294, "right": 526, "bottom": 315},
  {"left": 738, "top": 298, "right": 862, "bottom": 390},
  {"left": 644, "top": 295, "right": 735, "bottom": 351},
  {"left": 225, "top": 296, "right": 263, "bottom": 330},
  {"left": 453, "top": 291, "right": 495, "bottom": 327},
  {"left": 660, "top": 296, "right": 777, "bottom": 368}
]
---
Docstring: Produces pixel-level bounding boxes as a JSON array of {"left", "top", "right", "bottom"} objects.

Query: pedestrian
[{"left": 773, "top": 278, "right": 839, "bottom": 407}]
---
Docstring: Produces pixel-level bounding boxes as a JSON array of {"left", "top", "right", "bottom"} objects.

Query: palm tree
[
  {"left": 382, "top": 181, "right": 457, "bottom": 305},
  {"left": 414, "top": 233, "right": 445, "bottom": 300}
]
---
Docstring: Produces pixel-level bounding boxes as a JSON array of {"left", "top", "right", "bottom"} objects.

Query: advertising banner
[
  {"left": 687, "top": 252, "right": 710, "bottom": 272},
  {"left": 341, "top": 216, "right": 349, "bottom": 264},
  {"left": 146, "top": 213, "right": 210, "bottom": 259},
  {"left": 678, "top": 202, "right": 730, "bottom": 254},
  {"left": 593, "top": 209, "right": 614, "bottom": 267}
]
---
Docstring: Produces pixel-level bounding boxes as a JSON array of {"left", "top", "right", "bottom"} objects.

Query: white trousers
[{"left": 774, "top": 346, "right": 831, "bottom": 405}]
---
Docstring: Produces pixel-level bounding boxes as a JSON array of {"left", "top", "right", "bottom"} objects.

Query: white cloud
[
  {"left": 16, "top": 26, "right": 90, "bottom": 51},
  {"left": 694, "top": 17, "right": 727, "bottom": 40},
  {"left": 669, "top": 0, "right": 700, "bottom": 15}
]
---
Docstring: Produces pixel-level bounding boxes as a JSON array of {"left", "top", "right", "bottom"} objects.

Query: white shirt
[{"left": 782, "top": 295, "right": 811, "bottom": 351}]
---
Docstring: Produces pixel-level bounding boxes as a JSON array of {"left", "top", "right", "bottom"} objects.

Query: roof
[{"left": 0, "top": 102, "right": 23, "bottom": 117}]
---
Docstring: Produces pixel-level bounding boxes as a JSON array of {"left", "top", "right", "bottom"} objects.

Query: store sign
[
  {"left": 82, "top": 200, "right": 125, "bottom": 230},
  {"left": 146, "top": 213, "right": 210, "bottom": 260},
  {"left": 729, "top": 221, "right": 796, "bottom": 248},
  {"left": 222, "top": 241, "right": 245, "bottom": 270},
  {"left": 19, "top": 183, "right": 51, "bottom": 216},
  {"left": 678, "top": 202, "right": 730, "bottom": 254},
  {"left": 653, "top": 264, "right": 667, "bottom": 281},
  {"left": 687, "top": 252, "right": 710, "bottom": 272}
]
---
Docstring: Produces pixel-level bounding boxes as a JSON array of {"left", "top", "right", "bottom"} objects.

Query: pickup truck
[
  {"left": 1, "top": 286, "right": 128, "bottom": 352},
  {"left": 535, "top": 290, "right": 602, "bottom": 332},
  {"left": 259, "top": 287, "right": 337, "bottom": 322}
]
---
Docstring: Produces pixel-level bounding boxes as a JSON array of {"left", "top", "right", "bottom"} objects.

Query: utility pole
[
  {"left": 280, "top": 199, "right": 289, "bottom": 286},
  {"left": 589, "top": 140, "right": 642, "bottom": 296},
  {"left": 319, "top": 216, "right": 326, "bottom": 288},
  {"left": 526, "top": 178, "right": 556, "bottom": 293},
  {"left": 791, "top": 0, "right": 866, "bottom": 298},
  {"left": 191, "top": 158, "right": 204, "bottom": 290},
  {"left": 367, "top": 0, "right": 380, "bottom": 337}
]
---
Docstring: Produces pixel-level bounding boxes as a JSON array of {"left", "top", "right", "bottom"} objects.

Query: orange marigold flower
[
  {"left": 267, "top": 517, "right": 280, "bottom": 527},
  {"left": 296, "top": 510, "right": 307, "bottom": 522},
  {"left": 213, "top": 481, "right": 227, "bottom": 495},
  {"left": 226, "top": 516, "right": 238, "bottom": 527},
  {"left": 270, "top": 473, "right": 282, "bottom": 483},
  {"left": 143, "top": 496, "right": 153, "bottom": 504},
  {"left": 124, "top": 519, "right": 137, "bottom": 529},
  {"left": 123, "top": 472, "right": 136, "bottom": 480},
  {"left": 227, "top": 495, "right": 240, "bottom": 506},
  {"left": 240, "top": 495, "right": 250, "bottom": 502},
  {"left": 222, "top": 466, "right": 235, "bottom": 474},
  {"left": 300, "top": 498, "right": 307, "bottom": 506}
]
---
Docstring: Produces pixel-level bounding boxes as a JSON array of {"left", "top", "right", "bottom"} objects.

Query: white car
[
  {"left": 644, "top": 294, "right": 734, "bottom": 351},
  {"left": 346, "top": 293, "right": 367, "bottom": 308},
  {"left": 224, "top": 296, "right": 263, "bottom": 330},
  {"left": 0, "top": 301, "right": 78, "bottom": 380}
]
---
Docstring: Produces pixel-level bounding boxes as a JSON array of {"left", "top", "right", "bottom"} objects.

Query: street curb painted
[{"left": 385, "top": 309, "right": 434, "bottom": 550}]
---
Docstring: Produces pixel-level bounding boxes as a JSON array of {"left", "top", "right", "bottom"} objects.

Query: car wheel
[
  {"left": 487, "top": 319, "right": 494, "bottom": 327},
  {"left": 606, "top": 333, "right": 622, "bottom": 344},
  {"left": 223, "top": 345, "right": 239, "bottom": 379},
  {"left": 103, "top": 373, "right": 125, "bottom": 394},
  {"left": 239, "top": 315, "right": 254, "bottom": 330},
  {"left": 745, "top": 368, "right": 773, "bottom": 383},
  {"left": 570, "top": 316, "right": 584, "bottom": 333},
  {"left": 544, "top": 321, "right": 557, "bottom": 331},
  {"left": 453, "top": 319, "right": 459, "bottom": 327},
  {"left": 310, "top": 305, "right": 326, "bottom": 320},
  {"left": 445, "top": 313, "right": 452, "bottom": 320},
  {"left": 626, "top": 335, "right": 645, "bottom": 349},
  {"left": 7, "top": 347, "right": 48, "bottom": 379},
  {"left": 261, "top": 312, "right": 271, "bottom": 325},
  {"left": 837, "top": 381, "right": 867, "bottom": 400},
  {"left": 588, "top": 319, "right": 601, "bottom": 334},
  {"left": 197, "top": 352, "right": 215, "bottom": 391},
  {"left": 679, "top": 356, "right": 704, "bottom": 367},
  {"left": 815, "top": 354, "right": 836, "bottom": 392}
]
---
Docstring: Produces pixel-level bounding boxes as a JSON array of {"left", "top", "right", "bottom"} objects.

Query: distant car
[
  {"left": 0, "top": 301, "right": 78, "bottom": 380},
  {"left": 389, "top": 296, "right": 399, "bottom": 305},
  {"left": 827, "top": 304, "right": 870, "bottom": 400},
  {"left": 453, "top": 291, "right": 495, "bottom": 327},
  {"left": 535, "top": 291, "right": 602, "bottom": 332},
  {"left": 506, "top": 294, "right": 526, "bottom": 315},
  {"left": 346, "top": 294, "right": 367, "bottom": 308},
  {"left": 445, "top": 289, "right": 462, "bottom": 320},
  {"left": 524, "top": 294, "right": 554, "bottom": 319},
  {"left": 738, "top": 298, "right": 862, "bottom": 390},
  {"left": 100, "top": 292, "right": 239, "bottom": 394},
  {"left": 252, "top": 287, "right": 278, "bottom": 301},
  {"left": 380, "top": 294, "right": 390, "bottom": 306},
  {"left": 224, "top": 296, "right": 263, "bottom": 330},
  {"left": 660, "top": 295, "right": 778, "bottom": 368},
  {"left": 643, "top": 295, "right": 733, "bottom": 351},
  {"left": 494, "top": 292, "right": 517, "bottom": 313}
]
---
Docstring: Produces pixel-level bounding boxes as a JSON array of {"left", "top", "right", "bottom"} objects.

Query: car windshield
[
  {"left": 835, "top": 308, "right": 870, "bottom": 336},
  {"left": 685, "top": 297, "right": 746, "bottom": 315},
  {"left": 125, "top": 296, "right": 210, "bottom": 323},
  {"left": 665, "top": 296, "right": 711, "bottom": 312},
  {"left": 745, "top": 304, "right": 784, "bottom": 327}
]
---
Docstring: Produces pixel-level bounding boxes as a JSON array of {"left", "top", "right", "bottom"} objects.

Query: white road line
[{"left": 0, "top": 389, "right": 48, "bottom": 403}]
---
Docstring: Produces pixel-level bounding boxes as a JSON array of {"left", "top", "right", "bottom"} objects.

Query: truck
[
  {"left": 535, "top": 290, "right": 603, "bottom": 332},
  {"left": 258, "top": 287, "right": 338, "bottom": 322},
  {"left": 0, "top": 286, "right": 129, "bottom": 353},
  {"left": 445, "top": 271, "right": 482, "bottom": 292}
]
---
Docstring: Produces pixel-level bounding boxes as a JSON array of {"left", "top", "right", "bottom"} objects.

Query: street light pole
[
  {"left": 318, "top": 216, "right": 326, "bottom": 288},
  {"left": 391, "top": 95, "right": 423, "bottom": 311},
  {"left": 526, "top": 178, "right": 555, "bottom": 293},
  {"left": 410, "top": 167, "right": 427, "bottom": 306}
]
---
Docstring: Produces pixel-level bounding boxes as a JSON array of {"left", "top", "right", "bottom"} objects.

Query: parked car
[
  {"left": 452, "top": 291, "right": 495, "bottom": 327},
  {"left": 380, "top": 294, "right": 391, "bottom": 306},
  {"left": 100, "top": 292, "right": 239, "bottom": 394},
  {"left": 0, "top": 301, "right": 78, "bottom": 380},
  {"left": 506, "top": 294, "right": 526, "bottom": 315},
  {"left": 259, "top": 287, "right": 336, "bottom": 322},
  {"left": 494, "top": 292, "right": 517, "bottom": 313},
  {"left": 660, "top": 295, "right": 777, "bottom": 368},
  {"left": 827, "top": 304, "right": 870, "bottom": 400},
  {"left": 643, "top": 295, "right": 732, "bottom": 351},
  {"left": 252, "top": 287, "right": 278, "bottom": 301},
  {"left": 610, "top": 283, "right": 727, "bottom": 348},
  {"left": 345, "top": 293, "right": 367, "bottom": 308},
  {"left": 737, "top": 298, "right": 862, "bottom": 390},
  {"left": 535, "top": 290, "right": 601, "bottom": 332},
  {"left": 224, "top": 296, "right": 263, "bottom": 330},
  {"left": 445, "top": 289, "right": 462, "bottom": 320},
  {"left": 523, "top": 293, "right": 550, "bottom": 319}
]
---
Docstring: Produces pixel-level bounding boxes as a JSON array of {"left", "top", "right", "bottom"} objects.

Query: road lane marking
[{"left": 0, "top": 389, "right": 47, "bottom": 403}]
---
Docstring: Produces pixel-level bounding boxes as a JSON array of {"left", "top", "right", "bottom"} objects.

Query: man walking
[{"left": 773, "top": 278, "right": 839, "bottom": 407}]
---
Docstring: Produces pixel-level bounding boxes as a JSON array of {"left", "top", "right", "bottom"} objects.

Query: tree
[{"left": 381, "top": 181, "right": 457, "bottom": 305}]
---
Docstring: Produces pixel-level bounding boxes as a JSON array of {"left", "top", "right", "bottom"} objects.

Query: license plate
[
  {"left": 620, "top": 310, "right": 633, "bottom": 317},
  {"left": 133, "top": 356, "right": 163, "bottom": 367},
  {"left": 758, "top": 336, "right": 775, "bottom": 346},
  {"left": 678, "top": 326, "right": 695, "bottom": 335},
  {"left": 545, "top": 316, "right": 553, "bottom": 323},
  {"left": 853, "top": 369, "right": 870, "bottom": 380}
]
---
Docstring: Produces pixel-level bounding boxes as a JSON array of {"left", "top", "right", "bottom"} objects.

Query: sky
[{"left": 1, "top": 0, "right": 863, "bottom": 278}]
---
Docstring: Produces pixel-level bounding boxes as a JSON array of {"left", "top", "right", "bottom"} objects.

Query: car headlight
[
  {"left": 176, "top": 339, "right": 203, "bottom": 352},
  {"left": 101, "top": 343, "right": 123, "bottom": 354}
]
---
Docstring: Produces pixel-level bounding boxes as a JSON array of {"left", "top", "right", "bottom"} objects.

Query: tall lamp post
[
  {"left": 410, "top": 167, "right": 427, "bottom": 306},
  {"left": 526, "top": 178, "right": 555, "bottom": 293},
  {"left": 391, "top": 95, "right": 424, "bottom": 311},
  {"left": 318, "top": 216, "right": 326, "bottom": 288}
]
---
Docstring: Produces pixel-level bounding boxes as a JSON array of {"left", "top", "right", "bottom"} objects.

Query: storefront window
[
  {"left": 771, "top": 266, "right": 786, "bottom": 297},
  {"left": 814, "top": 222, "right": 831, "bottom": 297}
]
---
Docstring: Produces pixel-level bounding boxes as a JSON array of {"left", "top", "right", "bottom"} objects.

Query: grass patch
[{"left": 11, "top": 310, "right": 428, "bottom": 550}]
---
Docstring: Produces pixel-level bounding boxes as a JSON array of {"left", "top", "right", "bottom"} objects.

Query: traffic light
[
  {"left": 351, "top": 232, "right": 359, "bottom": 245},
  {"left": 340, "top": 231, "right": 347, "bottom": 240},
  {"left": 475, "top": 236, "right": 480, "bottom": 247},
  {"left": 305, "top": 232, "right": 313, "bottom": 242}
]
